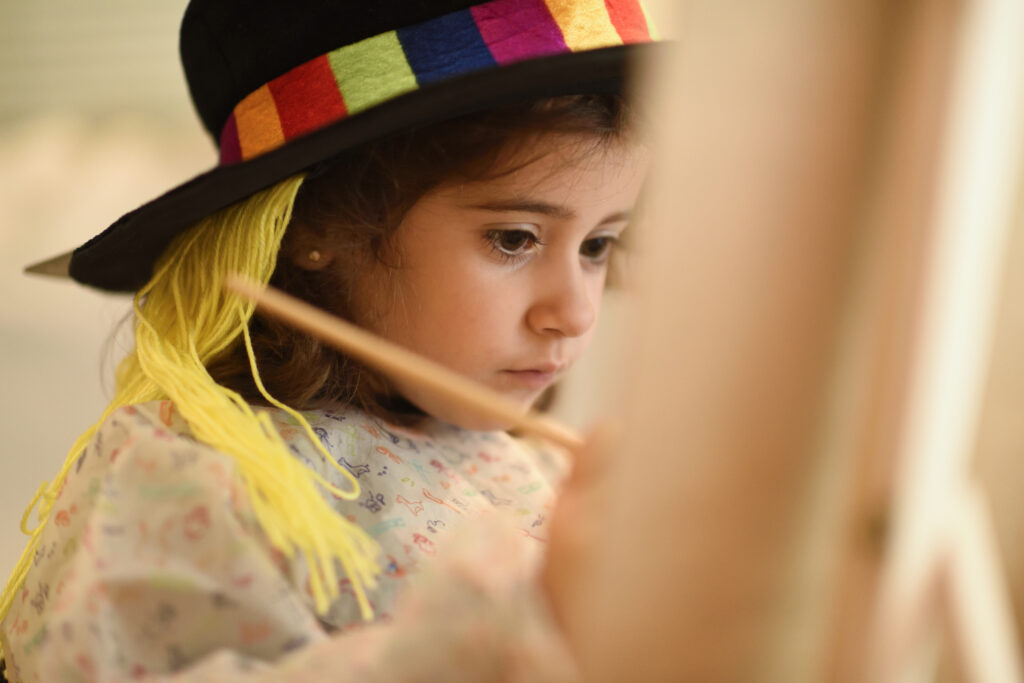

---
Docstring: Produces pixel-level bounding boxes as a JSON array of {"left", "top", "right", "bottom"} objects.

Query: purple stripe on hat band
[
  {"left": 471, "top": 0, "right": 568, "bottom": 64},
  {"left": 219, "top": 113, "right": 242, "bottom": 165}
]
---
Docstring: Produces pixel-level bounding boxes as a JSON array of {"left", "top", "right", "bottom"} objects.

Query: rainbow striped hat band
[
  {"left": 220, "top": 0, "right": 654, "bottom": 164},
  {"left": 55, "top": 0, "right": 659, "bottom": 291}
]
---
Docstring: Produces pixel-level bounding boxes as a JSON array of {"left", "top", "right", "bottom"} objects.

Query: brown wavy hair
[{"left": 206, "top": 94, "right": 634, "bottom": 423}]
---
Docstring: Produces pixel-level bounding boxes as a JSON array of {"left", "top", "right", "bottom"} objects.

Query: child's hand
[{"left": 540, "top": 422, "right": 619, "bottom": 646}]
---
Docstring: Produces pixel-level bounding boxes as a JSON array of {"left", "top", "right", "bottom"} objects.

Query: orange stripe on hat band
[{"left": 233, "top": 85, "right": 286, "bottom": 161}]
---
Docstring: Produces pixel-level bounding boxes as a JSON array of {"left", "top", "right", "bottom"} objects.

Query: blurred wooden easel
[
  {"left": 561, "top": 0, "right": 1024, "bottom": 681},
  {"left": 862, "top": 0, "right": 1024, "bottom": 679}
]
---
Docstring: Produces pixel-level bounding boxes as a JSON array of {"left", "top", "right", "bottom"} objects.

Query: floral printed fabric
[{"left": 0, "top": 402, "right": 578, "bottom": 682}]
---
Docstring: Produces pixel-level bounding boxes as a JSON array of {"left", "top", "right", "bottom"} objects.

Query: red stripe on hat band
[
  {"left": 219, "top": 0, "right": 654, "bottom": 165},
  {"left": 269, "top": 55, "right": 348, "bottom": 140},
  {"left": 604, "top": 0, "right": 651, "bottom": 43}
]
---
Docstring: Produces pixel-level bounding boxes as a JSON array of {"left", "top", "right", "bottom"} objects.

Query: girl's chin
[{"left": 408, "top": 392, "right": 541, "bottom": 432}]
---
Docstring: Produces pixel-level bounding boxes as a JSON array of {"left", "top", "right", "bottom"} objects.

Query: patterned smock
[{"left": 0, "top": 401, "right": 578, "bottom": 682}]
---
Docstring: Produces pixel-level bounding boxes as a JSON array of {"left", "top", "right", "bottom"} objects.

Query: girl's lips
[{"left": 500, "top": 368, "right": 559, "bottom": 389}]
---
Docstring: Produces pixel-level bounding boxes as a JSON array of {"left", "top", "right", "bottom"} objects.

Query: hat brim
[{"left": 59, "top": 43, "right": 661, "bottom": 292}]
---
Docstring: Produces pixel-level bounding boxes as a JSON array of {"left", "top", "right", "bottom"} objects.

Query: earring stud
[{"left": 308, "top": 249, "right": 322, "bottom": 263}]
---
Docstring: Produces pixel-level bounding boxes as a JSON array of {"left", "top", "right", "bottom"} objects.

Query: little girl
[{"left": 1, "top": 1, "right": 655, "bottom": 680}]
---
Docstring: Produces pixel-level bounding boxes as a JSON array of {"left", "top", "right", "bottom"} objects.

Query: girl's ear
[{"left": 286, "top": 223, "right": 336, "bottom": 271}]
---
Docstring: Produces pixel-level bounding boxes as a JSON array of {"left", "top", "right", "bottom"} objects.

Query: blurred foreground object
[{"left": 562, "top": 0, "right": 1024, "bottom": 681}]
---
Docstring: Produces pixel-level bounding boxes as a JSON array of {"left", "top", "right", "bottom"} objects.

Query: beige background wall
[{"left": 1, "top": 0, "right": 227, "bottom": 568}]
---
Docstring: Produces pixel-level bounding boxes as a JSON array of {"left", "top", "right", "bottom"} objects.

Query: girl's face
[{"left": 355, "top": 134, "right": 648, "bottom": 430}]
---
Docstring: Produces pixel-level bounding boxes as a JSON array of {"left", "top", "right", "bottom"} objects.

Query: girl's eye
[
  {"left": 580, "top": 236, "right": 617, "bottom": 262},
  {"left": 485, "top": 228, "right": 540, "bottom": 260}
]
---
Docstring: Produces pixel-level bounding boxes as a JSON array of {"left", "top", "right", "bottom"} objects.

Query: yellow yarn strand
[{"left": 1, "top": 177, "right": 382, "bottom": 648}]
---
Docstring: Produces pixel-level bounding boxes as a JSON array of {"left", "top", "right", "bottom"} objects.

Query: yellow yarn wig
[{"left": 0, "top": 176, "right": 381, "bottom": 641}]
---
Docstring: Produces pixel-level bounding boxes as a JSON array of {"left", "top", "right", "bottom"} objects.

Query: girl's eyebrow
[{"left": 465, "top": 199, "right": 632, "bottom": 225}]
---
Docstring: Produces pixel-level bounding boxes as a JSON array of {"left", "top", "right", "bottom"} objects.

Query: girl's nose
[{"left": 526, "top": 262, "right": 598, "bottom": 338}]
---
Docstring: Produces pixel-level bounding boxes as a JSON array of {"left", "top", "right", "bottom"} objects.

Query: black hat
[{"left": 37, "top": 0, "right": 659, "bottom": 292}]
